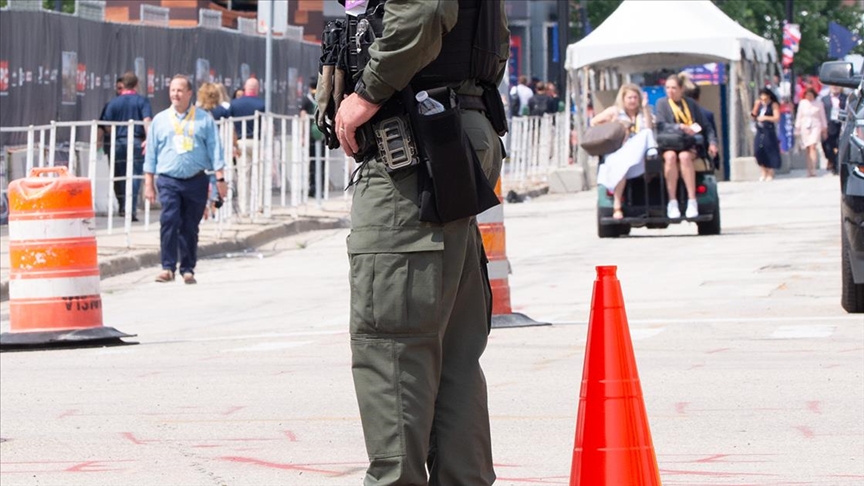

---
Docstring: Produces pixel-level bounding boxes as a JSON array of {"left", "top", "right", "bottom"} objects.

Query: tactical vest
[{"left": 347, "top": 0, "right": 504, "bottom": 89}]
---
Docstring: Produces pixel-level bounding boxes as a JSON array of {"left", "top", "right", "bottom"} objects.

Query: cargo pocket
[
  {"left": 351, "top": 337, "right": 404, "bottom": 459},
  {"left": 349, "top": 250, "right": 443, "bottom": 336}
]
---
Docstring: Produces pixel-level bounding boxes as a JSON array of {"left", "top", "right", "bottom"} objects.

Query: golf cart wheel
[
  {"left": 841, "top": 225, "right": 864, "bottom": 313},
  {"left": 697, "top": 203, "right": 721, "bottom": 235},
  {"left": 597, "top": 209, "right": 621, "bottom": 238}
]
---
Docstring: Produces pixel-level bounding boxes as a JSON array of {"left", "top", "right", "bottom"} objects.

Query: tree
[
  {"left": 569, "top": 0, "right": 622, "bottom": 42},
  {"left": 568, "top": 0, "right": 863, "bottom": 75},
  {"left": 42, "top": 0, "right": 75, "bottom": 14},
  {"left": 715, "top": 0, "right": 862, "bottom": 75}
]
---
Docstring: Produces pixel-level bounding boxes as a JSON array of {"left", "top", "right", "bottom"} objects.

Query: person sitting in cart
[
  {"left": 591, "top": 83, "right": 659, "bottom": 219},
  {"left": 655, "top": 74, "right": 718, "bottom": 219}
]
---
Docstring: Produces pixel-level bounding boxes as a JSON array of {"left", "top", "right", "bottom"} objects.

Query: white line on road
[
  {"left": 770, "top": 325, "right": 837, "bottom": 339},
  {"left": 630, "top": 327, "right": 666, "bottom": 341},
  {"left": 224, "top": 341, "right": 315, "bottom": 352},
  {"left": 544, "top": 315, "right": 862, "bottom": 326}
]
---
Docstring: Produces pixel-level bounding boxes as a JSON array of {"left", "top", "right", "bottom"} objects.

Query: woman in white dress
[
  {"left": 591, "top": 84, "right": 658, "bottom": 219},
  {"left": 795, "top": 87, "right": 828, "bottom": 177}
]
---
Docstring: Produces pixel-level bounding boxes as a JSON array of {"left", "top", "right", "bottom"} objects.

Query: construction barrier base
[
  {"left": 0, "top": 327, "right": 136, "bottom": 351},
  {"left": 491, "top": 312, "right": 550, "bottom": 329}
]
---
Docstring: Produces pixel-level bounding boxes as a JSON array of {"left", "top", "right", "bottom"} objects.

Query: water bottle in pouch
[{"left": 416, "top": 91, "right": 446, "bottom": 116}]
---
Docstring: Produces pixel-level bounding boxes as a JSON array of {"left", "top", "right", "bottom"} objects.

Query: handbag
[
  {"left": 580, "top": 122, "right": 627, "bottom": 156},
  {"left": 656, "top": 125, "right": 695, "bottom": 152}
]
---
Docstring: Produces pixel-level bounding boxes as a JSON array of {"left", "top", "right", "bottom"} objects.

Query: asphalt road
[{"left": 1, "top": 170, "right": 862, "bottom": 486}]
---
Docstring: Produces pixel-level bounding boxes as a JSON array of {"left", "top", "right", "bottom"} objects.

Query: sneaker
[
  {"left": 685, "top": 199, "right": 699, "bottom": 218},
  {"left": 155, "top": 270, "right": 174, "bottom": 282},
  {"left": 183, "top": 272, "right": 197, "bottom": 285},
  {"left": 667, "top": 200, "right": 681, "bottom": 219}
]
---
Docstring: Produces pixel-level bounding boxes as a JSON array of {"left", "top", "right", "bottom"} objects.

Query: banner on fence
[{"left": 0, "top": 10, "right": 318, "bottom": 139}]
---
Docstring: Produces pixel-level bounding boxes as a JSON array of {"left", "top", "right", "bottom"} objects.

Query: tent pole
[
  {"left": 729, "top": 60, "right": 739, "bottom": 160},
  {"left": 579, "top": 67, "right": 590, "bottom": 188}
]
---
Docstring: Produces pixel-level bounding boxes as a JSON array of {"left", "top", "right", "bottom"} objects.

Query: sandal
[{"left": 155, "top": 270, "right": 175, "bottom": 283}]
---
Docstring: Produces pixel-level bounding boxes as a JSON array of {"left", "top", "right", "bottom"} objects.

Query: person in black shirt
[
  {"left": 299, "top": 79, "right": 323, "bottom": 197},
  {"left": 655, "top": 74, "right": 717, "bottom": 219},
  {"left": 100, "top": 72, "right": 153, "bottom": 221},
  {"left": 528, "top": 81, "right": 552, "bottom": 116}
]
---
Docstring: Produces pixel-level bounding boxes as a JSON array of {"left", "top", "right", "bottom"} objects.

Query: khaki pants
[{"left": 347, "top": 110, "right": 501, "bottom": 485}]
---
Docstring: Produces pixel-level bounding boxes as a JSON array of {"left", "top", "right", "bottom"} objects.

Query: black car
[{"left": 819, "top": 61, "right": 864, "bottom": 313}]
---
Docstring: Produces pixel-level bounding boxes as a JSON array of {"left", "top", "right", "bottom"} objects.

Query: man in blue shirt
[
  {"left": 228, "top": 78, "right": 265, "bottom": 213},
  {"left": 144, "top": 75, "right": 226, "bottom": 284},
  {"left": 101, "top": 72, "right": 153, "bottom": 221}
]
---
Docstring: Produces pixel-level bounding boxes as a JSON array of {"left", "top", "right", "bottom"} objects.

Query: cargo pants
[{"left": 348, "top": 109, "right": 501, "bottom": 486}]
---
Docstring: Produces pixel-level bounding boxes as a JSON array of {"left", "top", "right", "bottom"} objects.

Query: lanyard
[
  {"left": 668, "top": 98, "right": 692, "bottom": 125},
  {"left": 172, "top": 106, "right": 196, "bottom": 138}
]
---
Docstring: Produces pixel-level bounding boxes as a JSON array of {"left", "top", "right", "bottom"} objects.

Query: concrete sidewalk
[
  {"left": 0, "top": 178, "right": 550, "bottom": 303},
  {"left": 0, "top": 199, "right": 353, "bottom": 303}
]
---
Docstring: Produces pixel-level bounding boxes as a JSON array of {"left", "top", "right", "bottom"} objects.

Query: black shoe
[{"left": 131, "top": 214, "right": 139, "bottom": 222}]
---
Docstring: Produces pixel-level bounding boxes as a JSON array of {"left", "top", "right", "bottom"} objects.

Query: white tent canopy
[{"left": 565, "top": 0, "right": 777, "bottom": 73}]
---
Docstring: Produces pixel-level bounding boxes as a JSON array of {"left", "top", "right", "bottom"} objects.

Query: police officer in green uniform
[{"left": 330, "top": 0, "right": 509, "bottom": 484}]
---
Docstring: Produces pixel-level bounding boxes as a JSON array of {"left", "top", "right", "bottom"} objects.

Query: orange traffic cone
[
  {"left": 569, "top": 266, "right": 661, "bottom": 486},
  {"left": 0, "top": 167, "right": 134, "bottom": 350},
  {"left": 478, "top": 178, "right": 545, "bottom": 328}
]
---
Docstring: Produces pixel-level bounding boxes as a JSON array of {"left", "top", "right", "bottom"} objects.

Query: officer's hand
[{"left": 335, "top": 93, "right": 381, "bottom": 157}]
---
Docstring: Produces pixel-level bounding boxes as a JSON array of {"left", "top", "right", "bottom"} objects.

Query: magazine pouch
[{"left": 407, "top": 87, "right": 499, "bottom": 224}]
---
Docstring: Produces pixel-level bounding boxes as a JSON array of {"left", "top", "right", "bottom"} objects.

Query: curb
[{"left": 0, "top": 216, "right": 350, "bottom": 303}]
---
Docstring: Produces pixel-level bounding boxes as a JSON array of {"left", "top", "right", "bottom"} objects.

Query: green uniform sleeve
[
  {"left": 495, "top": 4, "right": 510, "bottom": 86},
  {"left": 360, "top": 0, "right": 459, "bottom": 104}
]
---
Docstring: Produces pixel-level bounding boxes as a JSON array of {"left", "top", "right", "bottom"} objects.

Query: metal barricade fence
[
  {"left": 503, "top": 112, "right": 571, "bottom": 191},
  {"left": 1, "top": 111, "right": 571, "bottom": 239},
  {"left": 1, "top": 113, "right": 354, "bottom": 245}
]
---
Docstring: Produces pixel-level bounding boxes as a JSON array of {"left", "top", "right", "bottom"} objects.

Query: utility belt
[
  {"left": 359, "top": 86, "right": 499, "bottom": 224},
  {"left": 316, "top": 6, "right": 503, "bottom": 224}
]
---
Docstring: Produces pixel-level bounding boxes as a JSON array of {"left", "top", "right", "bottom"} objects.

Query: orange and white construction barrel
[
  {"left": 0, "top": 167, "right": 133, "bottom": 348},
  {"left": 477, "top": 178, "right": 545, "bottom": 329}
]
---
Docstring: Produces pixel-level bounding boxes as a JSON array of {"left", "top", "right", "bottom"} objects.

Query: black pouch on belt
[
  {"left": 480, "top": 82, "right": 509, "bottom": 137},
  {"left": 403, "top": 87, "right": 499, "bottom": 224}
]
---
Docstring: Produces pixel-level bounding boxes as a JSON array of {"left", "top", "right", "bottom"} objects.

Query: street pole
[
  {"left": 557, "top": 0, "right": 569, "bottom": 93},
  {"left": 786, "top": 0, "right": 794, "bottom": 102},
  {"left": 265, "top": 0, "right": 273, "bottom": 114}
]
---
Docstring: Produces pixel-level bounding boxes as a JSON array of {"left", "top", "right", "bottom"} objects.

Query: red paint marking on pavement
[
  {"left": 661, "top": 453, "right": 775, "bottom": 464},
  {"left": 120, "top": 432, "right": 157, "bottom": 445},
  {"left": 838, "top": 346, "right": 864, "bottom": 353},
  {"left": 57, "top": 409, "right": 78, "bottom": 419},
  {"left": 222, "top": 438, "right": 281, "bottom": 442},
  {"left": 687, "top": 363, "right": 705, "bottom": 370},
  {"left": 494, "top": 477, "right": 567, "bottom": 484},
  {"left": 191, "top": 444, "right": 221, "bottom": 448},
  {"left": 660, "top": 468, "right": 778, "bottom": 478},
  {"left": 794, "top": 425, "right": 815, "bottom": 439},
  {"left": 223, "top": 406, "right": 245, "bottom": 415},
  {"left": 806, "top": 401, "right": 822, "bottom": 414},
  {"left": 217, "top": 456, "right": 347, "bottom": 475},
  {"left": 705, "top": 347, "right": 731, "bottom": 354},
  {"left": 1, "top": 460, "right": 135, "bottom": 474},
  {"left": 675, "top": 402, "right": 689, "bottom": 415},
  {"left": 284, "top": 430, "right": 298, "bottom": 442},
  {"left": 65, "top": 461, "right": 122, "bottom": 473}
]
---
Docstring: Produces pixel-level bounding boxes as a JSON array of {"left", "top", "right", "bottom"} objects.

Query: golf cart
[{"left": 596, "top": 152, "right": 721, "bottom": 238}]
